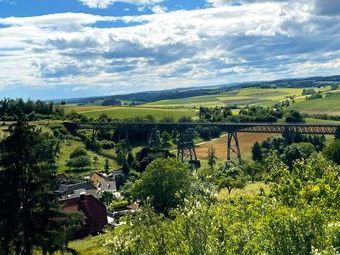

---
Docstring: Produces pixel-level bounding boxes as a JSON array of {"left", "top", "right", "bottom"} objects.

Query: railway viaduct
[{"left": 64, "top": 122, "right": 340, "bottom": 166}]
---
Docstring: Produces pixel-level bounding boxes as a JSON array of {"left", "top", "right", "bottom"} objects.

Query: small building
[
  {"left": 89, "top": 172, "right": 116, "bottom": 192},
  {"left": 56, "top": 181, "right": 97, "bottom": 199},
  {"left": 59, "top": 194, "right": 108, "bottom": 235}
]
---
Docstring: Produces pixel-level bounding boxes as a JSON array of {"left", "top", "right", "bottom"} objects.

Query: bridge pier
[
  {"left": 177, "top": 130, "right": 200, "bottom": 168},
  {"left": 148, "top": 127, "right": 162, "bottom": 150},
  {"left": 227, "top": 132, "right": 241, "bottom": 161}
]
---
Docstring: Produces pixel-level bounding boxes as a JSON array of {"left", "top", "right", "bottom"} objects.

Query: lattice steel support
[
  {"left": 227, "top": 132, "right": 241, "bottom": 161},
  {"left": 177, "top": 130, "right": 200, "bottom": 168},
  {"left": 148, "top": 128, "right": 162, "bottom": 150}
]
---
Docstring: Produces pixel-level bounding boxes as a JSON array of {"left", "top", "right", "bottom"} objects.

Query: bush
[{"left": 70, "top": 148, "right": 88, "bottom": 159}]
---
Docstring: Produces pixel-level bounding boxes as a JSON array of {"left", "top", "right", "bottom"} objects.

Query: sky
[{"left": 0, "top": 0, "right": 339, "bottom": 99}]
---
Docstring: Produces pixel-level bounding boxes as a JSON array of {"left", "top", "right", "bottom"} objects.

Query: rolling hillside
[
  {"left": 143, "top": 88, "right": 303, "bottom": 108},
  {"left": 289, "top": 95, "right": 340, "bottom": 115},
  {"left": 74, "top": 106, "right": 197, "bottom": 120}
]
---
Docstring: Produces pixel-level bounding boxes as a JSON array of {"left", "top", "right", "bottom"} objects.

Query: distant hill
[{"left": 54, "top": 74, "right": 340, "bottom": 106}]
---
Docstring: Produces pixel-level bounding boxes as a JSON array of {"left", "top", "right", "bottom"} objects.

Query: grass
[
  {"left": 304, "top": 118, "right": 340, "bottom": 125},
  {"left": 77, "top": 106, "right": 197, "bottom": 120},
  {"left": 289, "top": 94, "right": 340, "bottom": 115},
  {"left": 57, "top": 140, "right": 119, "bottom": 175},
  {"left": 143, "top": 87, "right": 303, "bottom": 108},
  {"left": 61, "top": 105, "right": 114, "bottom": 114},
  {"left": 218, "top": 182, "right": 270, "bottom": 199},
  {"left": 68, "top": 232, "right": 110, "bottom": 255}
]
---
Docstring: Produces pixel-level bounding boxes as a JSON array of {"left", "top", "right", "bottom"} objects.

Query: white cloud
[
  {"left": 0, "top": 12, "right": 117, "bottom": 29},
  {"left": 78, "top": 0, "right": 162, "bottom": 9},
  {"left": 0, "top": 1, "right": 339, "bottom": 97},
  {"left": 151, "top": 5, "right": 167, "bottom": 14}
]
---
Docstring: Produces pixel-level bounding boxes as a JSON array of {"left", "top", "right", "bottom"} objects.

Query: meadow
[
  {"left": 69, "top": 106, "right": 198, "bottom": 121},
  {"left": 289, "top": 94, "right": 340, "bottom": 115},
  {"left": 56, "top": 140, "right": 118, "bottom": 175}
]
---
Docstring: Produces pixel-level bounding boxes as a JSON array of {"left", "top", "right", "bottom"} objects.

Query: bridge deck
[{"left": 64, "top": 122, "right": 340, "bottom": 135}]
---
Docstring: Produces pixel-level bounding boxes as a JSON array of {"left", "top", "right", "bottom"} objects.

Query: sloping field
[
  {"left": 289, "top": 95, "right": 340, "bottom": 115},
  {"left": 144, "top": 87, "right": 303, "bottom": 108},
  {"left": 61, "top": 104, "right": 113, "bottom": 113},
  {"left": 195, "top": 133, "right": 278, "bottom": 160},
  {"left": 80, "top": 106, "right": 197, "bottom": 120}
]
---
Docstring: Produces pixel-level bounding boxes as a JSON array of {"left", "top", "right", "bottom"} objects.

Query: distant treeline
[
  {"left": 199, "top": 106, "right": 284, "bottom": 123},
  {"left": 0, "top": 98, "right": 64, "bottom": 120},
  {"left": 101, "top": 88, "right": 229, "bottom": 106}
]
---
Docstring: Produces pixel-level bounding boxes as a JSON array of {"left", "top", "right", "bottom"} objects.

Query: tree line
[{"left": 0, "top": 98, "right": 65, "bottom": 121}]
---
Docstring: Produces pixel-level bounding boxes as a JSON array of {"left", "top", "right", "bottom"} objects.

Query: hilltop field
[
  {"left": 63, "top": 105, "right": 197, "bottom": 121},
  {"left": 143, "top": 87, "right": 303, "bottom": 108},
  {"left": 289, "top": 94, "right": 340, "bottom": 115}
]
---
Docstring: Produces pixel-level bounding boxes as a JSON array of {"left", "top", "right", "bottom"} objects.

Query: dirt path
[{"left": 196, "top": 133, "right": 279, "bottom": 160}]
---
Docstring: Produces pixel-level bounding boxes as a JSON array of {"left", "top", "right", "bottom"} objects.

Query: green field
[
  {"left": 56, "top": 140, "right": 118, "bottom": 175},
  {"left": 74, "top": 106, "right": 197, "bottom": 120},
  {"left": 61, "top": 105, "right": 113, "bottom": 113},
  {"left": 289, "top": 95, "right": 340, "bottom": 115},
  {"left": 143, "top": 88, "right": 303, "bottom": 108}
]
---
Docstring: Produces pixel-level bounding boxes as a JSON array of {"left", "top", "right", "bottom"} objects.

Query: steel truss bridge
[{"left": 64, "top": 122, "right": 340, "bottom": 164}]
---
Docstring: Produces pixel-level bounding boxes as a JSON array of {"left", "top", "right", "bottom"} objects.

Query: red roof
[{"left": 59, "top": 195, "right": 108, "bottom": 234}]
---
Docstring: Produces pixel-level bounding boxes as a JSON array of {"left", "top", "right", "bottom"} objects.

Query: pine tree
[
  {"left": 0, "top": 119, "right": 65, "bottom": 254},
  {"left": 104, "top": 159, "right": 110, "bottom": 174},
  {"left": 252, "top": 142, "right": 263, "bottom": 162}
]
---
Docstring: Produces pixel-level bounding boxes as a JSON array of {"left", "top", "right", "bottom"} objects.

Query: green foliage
[
  {"left": 99, "top": 191, "right": 115, "bottom": 206},
  {"left": 0, "top": 120, "right": 67, "bottom": 254},
  {"left": 271, "top": 153, "right": 339, "bottom": 208},
  {"left": 243, "top": 161, "right": 264, "bottom": 183},
  {"left": 128, "top": 158, "right": 193, "bottom": 214},
  {"left": 67, "top": 148, "right": 91, "bottom": 171},
  {"left": 285, "top": 110, "right": 305, "bottom": 123},
  {"left": 251, "top": 141, "right": 263, "bottom": 162},
  {"left": 213, "top": 160, "right": 247, "bottom": 194},
  {"left": 282, "top": 142, "right": 315, "bottom": 168},
  {"left": 70, "top": 147, "right": 88, "bottom": 158},
  {"left": 207, "top": 147, "right": 217, "bottom": 170},
  {"left": 106, "top": 154, "right": 339, "bottom": 255},
  {"left": 324, "top": 139, "right": 340, "bottom": 164},
  {"left": 335, "top": 127, "right": 340, "bottom": 140},
  {"left": 104, "top": 158, "right": 110, "bottom": 173},
  {"left": 0, "top": 98, "right": 57, "bottom": 121}
]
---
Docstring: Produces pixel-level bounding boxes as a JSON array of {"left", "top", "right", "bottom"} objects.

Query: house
[
  {"left": 56, "top": 181, "right": 98, "bottom": 199},
  {"left": 59, "top": 194, "right": 108, "bottom": 235},
  {"left": 89, "top": 172, "right": 116, "bottom": 192}
]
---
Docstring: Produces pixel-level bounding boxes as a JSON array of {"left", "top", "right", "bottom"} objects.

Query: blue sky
[{"left": 0, "top": 0, "right": 339, "bottom": 99}]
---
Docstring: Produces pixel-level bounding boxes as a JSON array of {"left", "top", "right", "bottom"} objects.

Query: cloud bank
[{"left": 0, "top": 0, "right": 339, "bottom": 97}]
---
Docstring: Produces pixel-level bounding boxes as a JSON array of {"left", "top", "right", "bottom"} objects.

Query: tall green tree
[
  {"left": 104, "top": 158, "right": 110, "bottom": 174},
  {"left": 324, "top": 139, "right": 340, "bottom": 165},
  {"left": 129, "top": 158, "right": 192, "bottom": 215},
  {"left": 0, "top": 120, "right": 65, "bottom": 255},
  {"left": 214, "top": 160, "right": 247, "bottom": 194},
  {"left": 252, "top": 142, "right": 263, "bottom": 162},
  {"left": 335, "top": 127, "right": 340, "bottom": 140},
  {"left": 207, "top": 147, "right": 217, "bottom": 170}
]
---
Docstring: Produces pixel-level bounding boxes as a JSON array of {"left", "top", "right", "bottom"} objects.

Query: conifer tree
[{"left": 0, "top": 120, "right": 65, "bottom": 254}]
